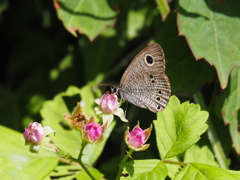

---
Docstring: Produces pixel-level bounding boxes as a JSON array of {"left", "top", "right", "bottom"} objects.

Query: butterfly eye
[{"left": 145, "top": 54, "right": 154, "bottom": 66}]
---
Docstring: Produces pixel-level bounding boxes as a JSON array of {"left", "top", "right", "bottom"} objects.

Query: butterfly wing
[{"left": 119, "top": 43, "right": 171, "bottom": 113}]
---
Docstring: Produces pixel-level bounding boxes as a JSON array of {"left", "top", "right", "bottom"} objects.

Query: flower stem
[
  {"left": 78, "top": 141, "right": 96, "bottom": 180},
  {"left": 115, "top": 149, "right": 134, "bottom": 180},
  {"left": 155, "top": 0, "right": 170, "bottom": 20},
  {"left": 193, "top": 91, "right": 229, "bottom": 169}
]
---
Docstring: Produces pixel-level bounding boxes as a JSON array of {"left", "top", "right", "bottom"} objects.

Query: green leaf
[
  {"left": 49, "top": 165, "right": 103, "bottom": 180},
  {"left": 41, "top": 82, "right": 115, "bottom": 166},
  {"left": 48, "top": 165, "right": 82, "bottom": 179},
  {"left": 184, "top": 144, "right": 219, "bottom": 167},
  {"left": 154, "top": 12, "right": 215, "bottom": 95},
  {"left": 120, "top": 160, "right": 167, "bottom": 180},
  {"left": 0, "top": 125, "right": 58, "bottom": 180},
  {"left": 76, "top": 168, "right": 103, "bottom": 180},
  {"left": 177, "top": 0, "right": 240, "bottom": 89},
  {"left": 175, "top": 163, "right": 240, "bottom": 180},
  {"left": 154, "top": 96, "right": 208, "bottom": 159},
  {"left": 222, "top": 67, "right": 240, "bottom": 153},
  {"left": 55, "top": 0, "right": 117, "bottom": 41},
  {"left": 127, "top": 6, "right": 158, "bottom": 39}
]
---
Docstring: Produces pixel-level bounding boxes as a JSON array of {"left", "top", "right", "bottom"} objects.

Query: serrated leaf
[
  {"left": 0, "top": 126, "right": 58, "bottom": 180},
  {"left": 177, "top": 0, "right": 240, "bottom": 88},
  {"left": 154, "top": 96, "right": 208, "bottom": 159},
  {"left": 55, "top": 0, "right": 117, "bottom": 41},
  {"left": 120, "top": 160, "right": 167, "bottom": 180},
  {"left": 222, "top": 67, "right": 240, "bottom": 153},
  {"left": 184, "top": 144, "right": 219, "bottom": 167},
  {"left": 174, "top": 163, "right": 240, "bottom": 180},
  {"left": 41, "top": 81, "right": 115, "bottom": 166}
]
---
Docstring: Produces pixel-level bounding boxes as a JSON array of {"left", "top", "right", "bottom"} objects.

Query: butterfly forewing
[{"left": 118, "top": 43, "right": 171, "bottom": 113}]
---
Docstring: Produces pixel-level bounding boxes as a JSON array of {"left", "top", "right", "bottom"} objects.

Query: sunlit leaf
[
  {"left": 154, "top": 96, "right": 208, "bottom": 159},
  {"left": 0, "top": 126, "right": 58, "bottom": 180},
  {"left": 120, "top": 160, "right": 167, "bottom": 180},
  {"left": 175, "top": 163, "right": 240, "bottom": 180}
]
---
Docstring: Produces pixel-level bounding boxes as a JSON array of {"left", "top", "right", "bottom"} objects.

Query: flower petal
[
  {"left": 102, "top": 114, "right": 114, "bottom": 125},
  {"left": 114, "top": 108, "right": 128, "bottom": 122},
  {"left": 43, "top": 126, "right": 56, "bottom": 136},
  {"left": 40, "top": 137, "right": 59, "bottom": 152},
  {"left": 94, "top": 98, "right": 100, "bottom": 105},
  {"left": 134, "top": 144, "right": 150, "bottom": 151},
  {"left": 94, "top": 107, "right": 102, "bottom": 115},
  {"left": 143, "top": 124, "right": 153, "bottom": 143}
]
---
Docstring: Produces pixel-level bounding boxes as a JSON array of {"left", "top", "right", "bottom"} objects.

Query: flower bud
[
  {"left": 128, "top": 127, "right": 146, "bottom": 148},
  {"left": 99, "top": 93, "right": 119, "bottom": 114},
  {"left": 82, "top": 122, "right": 107, "bottom": 143},
  {"left": 23, "top": 122, "right": 58, "bottom": 153},
  {"left": 94, "top": 92, "right": 128, "bottom": 125},
  {"left": 125, "top": 122, "right": 152, "bottom": 151},
  {"left": 23, "top": 122, "right": 45, "bottom": 144}
]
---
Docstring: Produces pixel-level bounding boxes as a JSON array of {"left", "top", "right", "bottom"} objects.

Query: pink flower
[
  {"left": 85, "top": 123, "right": 102, "bottom": 143},
  {"left": 24, "top": 122, "right": 45, "bottom": 144},
  {"left": 82, "top": 121, "right": 107, "bottom": 144},
  {"left": 129, "top": 127, "right": 146, "bottom": 148},
  {"left": 125, "top": 122, "right": 152, "bottom": 151},
  {"left": 99, "top": 93, "right": 119, "bottom": 114},
  {"left": 23, "top": 122, "right": 58, "bottom": 153},
  {"left": 95, "top": 92, "right": 128, "bottom": 125}
]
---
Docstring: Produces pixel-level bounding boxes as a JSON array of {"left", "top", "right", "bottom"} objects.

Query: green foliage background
[{"left": 0, "top": 0, "right": 240, "bottom": 179}]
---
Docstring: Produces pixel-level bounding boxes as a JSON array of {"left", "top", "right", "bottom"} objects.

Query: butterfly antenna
[{"left": 93, "top": 84, "right": 115, "bottom": 92}]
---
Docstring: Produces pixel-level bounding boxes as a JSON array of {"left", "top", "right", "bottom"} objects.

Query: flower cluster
[
  {"left": 63, "top": 102, "right": 107, "bottom": 144},
  {"left": 23, "top": 92, "right": 152, "bottom": 155}
]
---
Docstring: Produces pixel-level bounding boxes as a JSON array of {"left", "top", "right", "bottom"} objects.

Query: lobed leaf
[
  {"left": 154, "top": 96, "right": 208, "bottom": 159},
  {"left": 177, "top": 0, "right": 240, "bottom": 89}
]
